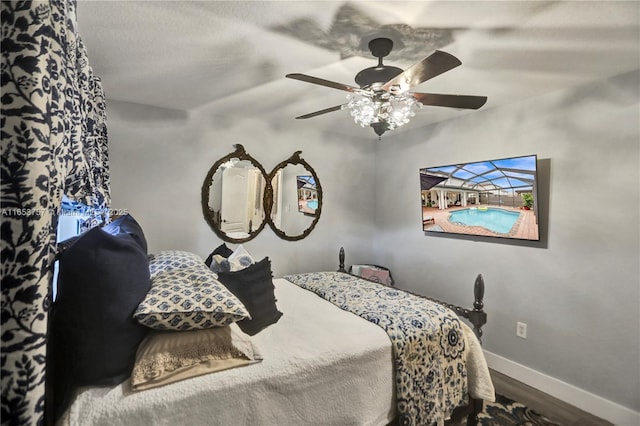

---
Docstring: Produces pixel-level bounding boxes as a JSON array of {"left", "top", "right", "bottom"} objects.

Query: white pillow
[
  {"left": 227, "top": 245, "right": 255, "bottom": 271},
  {"left": 209, "top": 245, "right": 255, "bottom": 273}
]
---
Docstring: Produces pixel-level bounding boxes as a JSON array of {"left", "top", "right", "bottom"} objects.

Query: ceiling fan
[{"left": 286, "top": 37, "right": 487, "bottom": 138}]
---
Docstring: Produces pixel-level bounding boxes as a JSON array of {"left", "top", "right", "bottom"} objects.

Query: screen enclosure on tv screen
[{"left": 419, "top": 154, "right": 539, "bottom": 241}]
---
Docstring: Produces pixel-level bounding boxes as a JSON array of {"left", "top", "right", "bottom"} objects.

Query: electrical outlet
[{"left": 516, "top": 321, "right": 527, "bottom": 339}]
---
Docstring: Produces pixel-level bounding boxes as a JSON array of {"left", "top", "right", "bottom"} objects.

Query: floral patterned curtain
[{"left": 1, "top": 1, "right": 109, "bottom": 424}]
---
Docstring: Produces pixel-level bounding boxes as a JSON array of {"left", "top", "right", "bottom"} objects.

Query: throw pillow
[
  {"left": 360, "top": 268, "right": 391, "bottom": 286},
  {"left": 204, "top": 243, "right": 234, "bottom": 267},
  {"left": 134, "top": 266, "right": 249, "bottom": 331},
  {"left": 227, "top": 245, "right": 255, "bottom": 271},
  {"left": 102, "top": 214, "right": 148, "bottom": 254},
  {"left": 217, "top": 257, "right": 282, "bottom": 336},
  {"left": 149, "top": 250, "right": 205, "bottom": 279},
  {"left": 130, "top": 325, "right": 262, "bottom": 391},
  {"left": 48, "top": 221, "right": 151, "bottom": 420},
  {"left": 210, "top": 245, "right": 255, "bottom": 273}
]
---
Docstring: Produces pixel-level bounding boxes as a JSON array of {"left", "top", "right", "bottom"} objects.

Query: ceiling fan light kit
[
  {"left": 346, "top": 91, "right": 422, "bottom": 136},
  {"left": 286, "top": 37, "right": 487, "bottom": 138}
]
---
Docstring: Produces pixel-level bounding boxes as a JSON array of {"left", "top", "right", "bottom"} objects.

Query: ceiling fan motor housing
[
  {"left": 355, "top": 66, "right": 403, "bottom": 89},
  {"left": 355, "top": 37, "right": 403, "bottom": 88}
]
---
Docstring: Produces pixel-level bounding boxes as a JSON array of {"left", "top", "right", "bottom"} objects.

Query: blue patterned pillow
[
  {"left": 205, "top": 243, "right": 233, "bottom": 267},
  {"left": 149, "top": 250, "right": 205, "bottom": 279},
  {"left": 134, "top": 267, "right": 249, "bottom": 331},
  {"left": 209, "top": 245, "right": 255, "bottom": 273}
]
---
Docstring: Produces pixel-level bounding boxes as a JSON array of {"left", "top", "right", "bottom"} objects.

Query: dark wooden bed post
[
  {"left": 338, "top": 247, "right": 347, "bottom": 273},
  {"left": 466, "top": 275, "right": 487, "bottom": 425},
  {"left": 468, "top": 274, "right": 487, "bottom": 344},
  {"left": 467, "top": 398, "right": 484, "bottom": 426}
]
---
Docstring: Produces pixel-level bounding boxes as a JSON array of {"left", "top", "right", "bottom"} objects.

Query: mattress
[{"left": 60, "top": 278, "right": 396, "bottom": 426}]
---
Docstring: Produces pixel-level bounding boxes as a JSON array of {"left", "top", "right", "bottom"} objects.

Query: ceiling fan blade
[
  {"left": 382, "top": 51, "right": 462, "bottom": 92},
  {"left": 295, "top": 104, "right": 346, "bottom": 119},
  {"left": 412, "top": 93, "right": 488, "bottom": 110},
  {"left": 286, "top": 73, "right": 362, "bottom": 93}
]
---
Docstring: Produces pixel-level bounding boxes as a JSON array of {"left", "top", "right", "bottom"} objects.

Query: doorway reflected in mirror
[{"left": 202, "top": 145, "right": 269, "bottom": 243}]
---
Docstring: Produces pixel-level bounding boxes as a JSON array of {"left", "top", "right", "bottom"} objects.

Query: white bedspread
[
  {"left": 460, "top": 322, "right": 495, "bottom": 402},
  {"left": 61, "top": 277, "right": 494, "bottom": 426},
  {"left": 61, "top": 278, "right": 396, "bottom": 426}
]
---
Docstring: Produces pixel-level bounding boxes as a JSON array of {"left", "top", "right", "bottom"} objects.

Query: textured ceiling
[{"left": 77, "top": 1, "right": 640, "bottom": 139}]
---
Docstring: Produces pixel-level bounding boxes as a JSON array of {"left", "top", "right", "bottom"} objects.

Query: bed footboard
[{"left": 338, "top": 247, "right": 486, "bottom": 342}]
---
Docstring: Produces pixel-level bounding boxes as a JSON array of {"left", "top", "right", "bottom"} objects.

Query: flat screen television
[
  {"left": 419, "top": 154, "right": 539, "bottom": 241},
  {"left": 297, "top": 175, "right": 318, "bottom": 216}
]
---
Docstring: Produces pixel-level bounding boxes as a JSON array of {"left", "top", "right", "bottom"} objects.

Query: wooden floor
[{"left": 490, "top": 369, "right": 613, "bottom": 426}]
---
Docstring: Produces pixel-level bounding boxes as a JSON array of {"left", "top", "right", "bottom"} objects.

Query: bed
[{"left": 51, "top": 218, "right": 493, "bottom": 426}]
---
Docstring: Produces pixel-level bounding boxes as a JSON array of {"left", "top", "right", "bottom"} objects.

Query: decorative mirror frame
[
  {"left": 201, "top": 144, "right": 271, "bottom": 244},
  {"left": 266, "top": 151, "right": 323, "bottom": 242},
  {"left": 202, "top": 146, "right": 322, "bottom": 243}
]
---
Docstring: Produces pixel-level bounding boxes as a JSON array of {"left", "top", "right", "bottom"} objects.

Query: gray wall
[
  {"left": 107, "top": 71, "right": 639, "bottom": 412},
  {"left": 107, "top": 100, "right": 379, "bottom": 277},
  {"left": 372, "top": 71, "right": 640, "bottom": 411}
]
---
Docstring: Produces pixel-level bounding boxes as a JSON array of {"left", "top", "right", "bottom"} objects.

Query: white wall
[
  {"left": 106, "top": 100, "right": 379, "bottom": 278},
  {"left": 372, "top": 71, "right": 640, "bottom": 413}
]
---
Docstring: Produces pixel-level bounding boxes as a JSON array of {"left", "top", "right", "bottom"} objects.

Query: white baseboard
[{"left": 484, "top": 350, "right": 640, "bottom": 426}]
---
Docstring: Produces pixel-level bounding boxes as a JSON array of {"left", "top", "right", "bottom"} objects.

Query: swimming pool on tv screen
[{"left": 448, "top": 208, "right": 520, "bottom": 234}]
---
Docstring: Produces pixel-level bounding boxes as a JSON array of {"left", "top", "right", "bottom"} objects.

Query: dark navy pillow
[
  {"left": 216, "top": 257, "right": 283, "bottom": 336},
  {"left": 48, "top": 223, "right": 151, "bottom": 420},
  {"left": 102, "top": 214, "right": 148, "bottom": 254},
  {"left": 204, "top": 243, "right": 234, "bottom": 267},
  {"left": 55, "top": 233, "right": 84, "bottom": 259}
]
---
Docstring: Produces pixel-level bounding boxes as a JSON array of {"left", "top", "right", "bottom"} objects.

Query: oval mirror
[
  {"left": 267, "top": 151, "right": 322, "bottom": 241},
  {"left": 201, "top": 144, "right": 270, "bottom": 243}
]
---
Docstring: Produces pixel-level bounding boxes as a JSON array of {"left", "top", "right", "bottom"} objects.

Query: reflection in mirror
[
  {"left": 296, "top": 175, "right": 318, "bottom": 216},
  {"left": 202, "top": 145, "right": 269, "bottom": 243},
  {"left": 268, "top": 151, "right": 322, "bottom": 241}
]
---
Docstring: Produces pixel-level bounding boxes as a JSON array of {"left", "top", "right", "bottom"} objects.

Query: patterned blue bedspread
[{"left": 284, "top": 272, "right": 468, "bottom": 426}]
